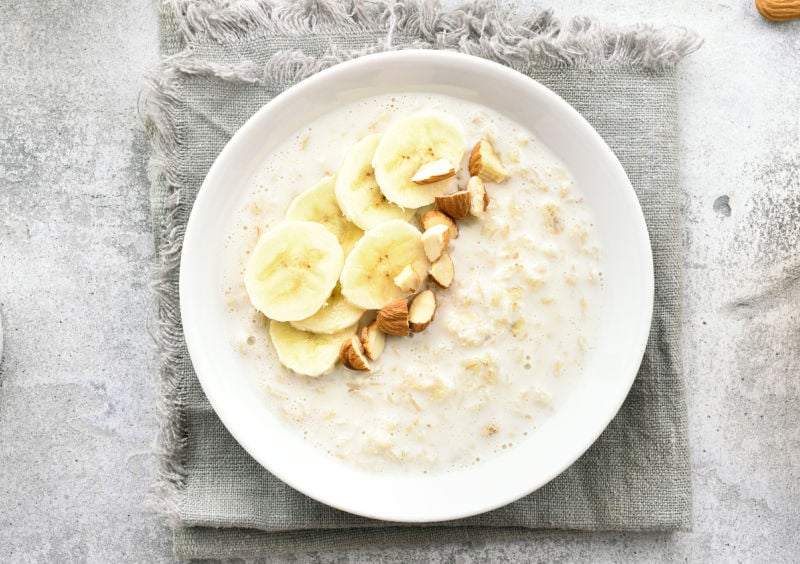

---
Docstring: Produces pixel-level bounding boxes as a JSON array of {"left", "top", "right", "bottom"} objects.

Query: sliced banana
[
  {"left": 340, "top": 219, "right": 430, "bottom": 310},
  {"left": 244, "top": 220, "right": 343, "bottom": 322},
  {"left": 286, "top": 176, "right": 364, "bottom": 255},
  {"left": 372, "top": 113, "right": 465, "bottom": 209},
  {"left": 269, "top": 321, "right": 355, "bottom": 377},
  {"left": 335, "top": 134, "right": 415, "bottom": 230},
  {"left": 289, "top": 283, "right": 365, "bottom": 334}
]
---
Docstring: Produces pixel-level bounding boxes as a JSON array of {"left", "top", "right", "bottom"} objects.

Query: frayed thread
[
  {"left": 170, "top": 40, "right": 431, "bottom": 85},
  {"left": 141, "top": 66, "right": 189, "bottom": 526},
  {"left": 170, "top": 0, "right": 701, "bottom": 71},
  {"left": 146, "top": 0, "right": 701, "bottom": 526}
]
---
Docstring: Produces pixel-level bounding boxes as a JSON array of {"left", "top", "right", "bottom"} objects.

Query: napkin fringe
[
  {"left": 142, "top": 68, "right": 189, "bottom": 525},
  {"left": 146, "top": 0, "right": 700, "bottom": 527},
  {"left": 169, "top": 0, "right": 701, "bottom": 70}
]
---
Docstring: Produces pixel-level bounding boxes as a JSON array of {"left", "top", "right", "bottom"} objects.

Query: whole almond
[{"left": 755, "top": 0, "right": 800, "bottom": 20}]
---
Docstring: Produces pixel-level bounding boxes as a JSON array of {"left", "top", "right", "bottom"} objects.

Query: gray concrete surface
[{"left": 0, "top": 0, "right": 798, "bottom": 562}]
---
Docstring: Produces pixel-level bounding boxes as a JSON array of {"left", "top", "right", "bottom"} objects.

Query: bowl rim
[{"left": 180, "top": 49, "right": 654, "bottom": 522}]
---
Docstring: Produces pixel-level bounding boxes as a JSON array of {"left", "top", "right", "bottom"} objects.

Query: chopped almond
[
  {"left": 421, "top": 224, "right": 450, "bottom": 262},
  {"left": 421, "top": 210, "right": 459, "bottom": 239},
  {"left": 393, "top": 265, "right": 421, "bottom": 294},
  {"left": 377, "top": 299, "right": 409, "bottom": 336},
  {"left": 411, "top": 159, "right": 456, "bottom": 185},
  {"left": 428, "top": 253, "right": 455, "bottom": 288},
  {"left": 408, "top": 290, "right": 437, "bottom": 332},
  {"left": 469, "top": 138, "right": 508, "bottom": 183},
  {"left": 434, "top": 191, "right": 471, "bottom": 219},
  {"left": 466, "top": 176, "right": 489, "bottom": 217},
  {"left": 339, "top": 335, "right": 370, "bottom": 371},
  {"left": 360, "top": 322, "right": 386, "bottom": 361}
]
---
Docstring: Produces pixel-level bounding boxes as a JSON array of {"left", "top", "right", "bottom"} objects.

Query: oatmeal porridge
[{"left": 221, "top": 93, "right": 602, "bottom": 474}]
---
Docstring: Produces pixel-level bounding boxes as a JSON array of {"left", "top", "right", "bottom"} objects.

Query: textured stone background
[{"left": 0, "top": 1, "right": 798, "bottom": 562}]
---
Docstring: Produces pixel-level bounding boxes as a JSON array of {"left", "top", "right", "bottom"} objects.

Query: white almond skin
[
  {"left": 421, "top": 224, "right": 450, "bottom": 262},
  {"left": 393, "top": 264, "right": 422, "bottom": 294},
  {"left": 469, "top": 138, "right": 509, "bottom": 183},
  {"left": 421, "top": 210, "right": 459, "bottom": 239},
  {"left": 361, "top": 322, "right": 386, "bottom": 361},
  {"left": 411, "top": 159, "right": 456, "bottom": 185},
  {"left": 409, "top": 290, "right": 437, "bottom": 332},
  {"left": 429, "top": 253, "right": 455, "bottom": 289},
  {"left": 467, "top": 176, "right": 488, "bottom": 217}
]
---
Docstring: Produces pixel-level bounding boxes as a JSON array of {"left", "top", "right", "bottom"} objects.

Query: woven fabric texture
[{"left": 143, "top": 1, "right": 699, "bottom": 558}]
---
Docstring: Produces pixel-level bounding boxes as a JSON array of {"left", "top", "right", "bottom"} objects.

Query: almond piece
[
  {"left": 467, "top": 176, "right": 489, "bottom": 217},
  {"left": 360, "top": 322, "right": 386, "bottom": 361},
  {"left": 421, "top": 210, "right": 459, "bottom": 239},
  {"left": 421, "top": 224, "right": 450, "bottom": 262},
  {"left": 408, "top": 290, "right": 437, "bottom": 332},
  {"left": 393, "top": 264, "right": 421, "bottom": 294},
  {"left": 435, "top": 191, "right": 471, "bottom": 220},
  {"left": 428, "top": 252, "right": 454, "bottom": 288},
  {"left": 377, "top": 299, "right": 409, "bottom": 336},
  {"left": 411, "top": 159, "right": 456, "bottom": 185},
  {"left": 339, "top": 335, "right": 370, "bottom": 371},
  {"left": 756, "top": 0, "right": 800, "bottom": 21},
  {"left": 469, "top": 138, "right": 508, "bottom": 183}
]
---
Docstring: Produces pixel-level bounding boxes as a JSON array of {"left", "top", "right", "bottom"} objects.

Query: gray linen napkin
[{"left": 144, "top": 0, "right": 700, "bottom": 558}]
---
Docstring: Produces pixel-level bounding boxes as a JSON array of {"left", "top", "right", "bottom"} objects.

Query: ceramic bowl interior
[{"left": 180, "top": 50, "right": 654, "bottom": 522}]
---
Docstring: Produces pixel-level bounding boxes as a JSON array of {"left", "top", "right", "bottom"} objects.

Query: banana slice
[
  {"left": 289, "top": 283, "right": 365, "bottom": 334},
  {"left": 340, "top": 219, "right": 430, "bottom": 309},
  {"left": 335, "top": 134, "right": 415, "bottom": 230},
  {"left": 372, "top": 113, "right": 465, "bottom": 209},
  {"left": 269, "top": 321, "right": 354, "bottom": 377},
  {"left": 286, "top": 176, "right": 364, "bottom": 255},
  {"left": 244, "top": 220, "right": 343, "bottom": 322}
]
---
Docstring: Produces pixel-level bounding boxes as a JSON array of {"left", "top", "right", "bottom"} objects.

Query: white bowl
[{"left": 180, "top": 50, "right": 653, "bottom": 522}]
